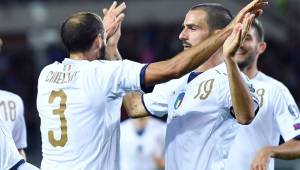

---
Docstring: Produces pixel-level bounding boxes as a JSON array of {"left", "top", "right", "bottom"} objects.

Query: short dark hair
[
  {"left": 251, "top": 19, "right": 265, "bottom": 42},
  {"left": 190, "top": 3, "right": 233, "bottom": 31},
  {"left": 61, "top": 12, "right": 105, "bottom": 53}
]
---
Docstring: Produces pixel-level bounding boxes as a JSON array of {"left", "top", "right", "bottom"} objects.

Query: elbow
[
  {"left": 237, "top": 118, "right": 252, "bottom": 125},
  {"left": 236, "top": 113, "right": 255, "bottom": 125}
]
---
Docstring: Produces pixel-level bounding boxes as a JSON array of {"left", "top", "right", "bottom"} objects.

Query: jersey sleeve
[
  {"left": 142, "top": 82, "right": 173, "bottom": 117},
  {"left": 274, "top": 86, "right": 300, "bottom": 141},
  {"left": 12, "top": 97, "right": 27, "bottom": 149},
  {"left": 217, "top": 73, "right": 259, "bottom": 114},
  {"left": 96, "top": 60, "right": 153, "bottom": 99}
]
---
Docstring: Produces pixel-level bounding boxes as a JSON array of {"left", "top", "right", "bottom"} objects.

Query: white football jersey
[
  {"left": 120, "top": 118, "right": 166, "bottom": 170},
  {"left": 225, "top": 72, "right": 300, "bottom": 170},
  {"left": 0, "top": 119, "right": 23, "bottom": 170},
  {"left": 0, "top": 90, "right": 27, "bottom": 149},
  {"left": 37, "top": 58, "right": 147, "bottom": 170},
  {"left": 143, "top": 63, "right": 258, "bottom": 170}
]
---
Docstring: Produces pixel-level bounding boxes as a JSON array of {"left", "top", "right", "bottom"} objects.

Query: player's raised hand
[
  {"left": 103, "top": 8, "right": 125, "bottom": 48},
  {"left": 223, "top": 13, "right": 254, "bottom": 58},
  {"left": 251, "top": 146, "right": 274, "bottom": 170},
  {"left": 229, "top": 0, "right": 268, "bottom": 29},
  {"left": 102, "top": 1, "right": 126, "bottom": 38}
]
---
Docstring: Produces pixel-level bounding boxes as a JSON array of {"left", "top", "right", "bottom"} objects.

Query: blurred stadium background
[{"left": 0, "top": 0, "right": 299, "bottom": 169}]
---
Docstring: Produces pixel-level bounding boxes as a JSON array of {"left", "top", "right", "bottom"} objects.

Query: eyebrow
[{"left": 183, "top": 23, "right": 200, "bottom": 28}]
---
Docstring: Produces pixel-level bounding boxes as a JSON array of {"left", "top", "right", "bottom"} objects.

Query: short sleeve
[
  {"left": 274, "top": 86, "right": 300, "bottom": 141},
  {"left": 142, "top": 82, "right": 174, "bottom": 117},
  {"left": 96, "top": 60, "right": 150, "bottom": 99},
  {"left": 12, "top": 97, "right": 27, "bottom": 149}
]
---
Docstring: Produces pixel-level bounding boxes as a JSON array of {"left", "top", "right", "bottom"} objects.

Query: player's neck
[
  {"left": 195, "top": 51, "right": 223, "bottom": 72},
  {"left": 69, "top": 51, "right": 95, "bottom": 61},
  {"left": 241, "top": 63, "right": 258, "bottom": 79}
]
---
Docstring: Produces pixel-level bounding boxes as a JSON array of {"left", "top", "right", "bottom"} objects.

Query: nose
[{"left": 179, "top": 28, "right": 188, "bottom": 41}]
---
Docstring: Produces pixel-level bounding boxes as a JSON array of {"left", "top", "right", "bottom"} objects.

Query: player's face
[
  {"left": 179, "top": 10, "right": 211, "bottom": 50},
  {"left": 235, "top": 27, "right": 261, "bottom": 69}
]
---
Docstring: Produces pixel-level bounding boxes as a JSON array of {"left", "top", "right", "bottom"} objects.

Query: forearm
[
  {"left": 105, "top": 46, "right": 122, "bottom": 60},
  {"left": 123, "top": 93, "right": 149, "bottom": 118},
  {"left": 224, "top": 57, "right": 255, "bottom": 124},
  {"left": 144, "top": 27, "right": 232, "bottom": 86},
  {"left": 269, "top": 139, "right": 300, "bottom": 160}
]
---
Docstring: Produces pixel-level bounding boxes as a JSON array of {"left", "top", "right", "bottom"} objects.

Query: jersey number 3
[{"left": 48, "top": 90, "right": 68, "bottom": 147}]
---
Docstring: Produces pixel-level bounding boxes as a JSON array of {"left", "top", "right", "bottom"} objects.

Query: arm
[
  {"left": 123, "top": 93, "right": 149, "bottom": 118},
  {"left": 251, "top": 139, "right": 300, "bottom": 170},
  {"left": 144, "top": 27, "right": 232, "bottom": 86},
  {"left": 223, "top": 13, "right": 256, "bottom": 124}
]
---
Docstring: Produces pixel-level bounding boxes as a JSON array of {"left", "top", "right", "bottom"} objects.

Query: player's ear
[
  {"left": 94, "top": 34, "right": 103, "bottom": 49},
  {"left": 257, "top": 41, "right": 267, "bottom": 56}
]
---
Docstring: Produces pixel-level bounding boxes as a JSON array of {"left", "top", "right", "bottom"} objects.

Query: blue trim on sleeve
[
  {"left": 140, "top": 64, "right": 154, "bottom": 93},
  {"left": 294, "top": 134, "right": 300, "bottom": 140},
  {"left": 187, "top": 72, "right": 202, "bottom": 83},
  {"left": 9, "top": 159, "right": 25, "bottom": 170},
  {"left": 141, "top": 94, "right": 154, "bottom": 116}
]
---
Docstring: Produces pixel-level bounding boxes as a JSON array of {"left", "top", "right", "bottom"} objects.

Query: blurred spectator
[{"left": 120, "top": 117, "right": 166, "bottom": 170}]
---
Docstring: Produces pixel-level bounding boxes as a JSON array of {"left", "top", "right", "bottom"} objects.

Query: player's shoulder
[
  {"left": 209, "top": 62, "right": 229, "bottom": 79},
  {"left": 256, "top": 72, "right": 290, "bottom": 94},
  {"left": 257, "top": 72, "right": 288, "bottom": 90},
  {"left": 0, "top": 90, "right": 22, "bottom": 102}
]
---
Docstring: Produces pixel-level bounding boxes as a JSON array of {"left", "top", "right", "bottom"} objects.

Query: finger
[
  {"left": 115, "top": 13, "right": 125, "bottom": 25},
  {"left": 249, "top": 2, "right": 268, "bottom": 14},
  {"left": 242, "top": 13, "right": 254, "bottom": 40},
  {"left": 108, "top": 1, "right": 118, "bottom": 12},
  {"left": 114, "top": 2, "right": 126, "bottom": 16},
  {"left": 102, "top": 8, "right": 108, "bottom": 15}
]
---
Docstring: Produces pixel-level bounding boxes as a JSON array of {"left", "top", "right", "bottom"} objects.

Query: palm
[{"left": 223, "top": 13, "right": 254, "bottom": 58}]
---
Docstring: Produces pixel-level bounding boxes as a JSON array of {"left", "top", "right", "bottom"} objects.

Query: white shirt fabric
[
  {"left": 0, "top": 90, "right": 27, "bottom": 149},
  {"left": 0, "top": 119, "right": 23, "bottom": 170},
  {"left": 120, "top": 118, "right": 166, "bottom": 170},
  {"left": 143, "top": 63, "right": 258, "bottom": 170},
  {"left": 225, "top": 72, "right": 300, "bottom": 170},
  {"left": 37, "top": 58, "right": 146, "bottom": 170}
]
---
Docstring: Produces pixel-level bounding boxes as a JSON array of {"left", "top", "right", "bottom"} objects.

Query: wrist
[{"left": 263, "top": 146, "right": 275, "bottom": 158}]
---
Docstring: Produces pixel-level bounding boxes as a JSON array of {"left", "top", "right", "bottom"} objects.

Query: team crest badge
[{"left": 174, "top": 92, "right": 185, "bottom": 110}]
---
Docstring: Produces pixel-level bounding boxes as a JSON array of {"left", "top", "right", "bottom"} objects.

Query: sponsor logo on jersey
[
  {"left": 174, "top": 92, "right": 185, "bottom": 110},
  {"left": 288, "top": 104, "right": 300, "bottom": 120},
  {"left": 293, "top": 123, "right": 300, "bottom": 130}
]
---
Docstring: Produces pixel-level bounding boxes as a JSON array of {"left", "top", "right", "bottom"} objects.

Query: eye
[
  {"left": 188, "top": 25, "right": 199, "bottom": 31},
  {"left": 244, "top": 35, "right": 252, "bottom": 41}
]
